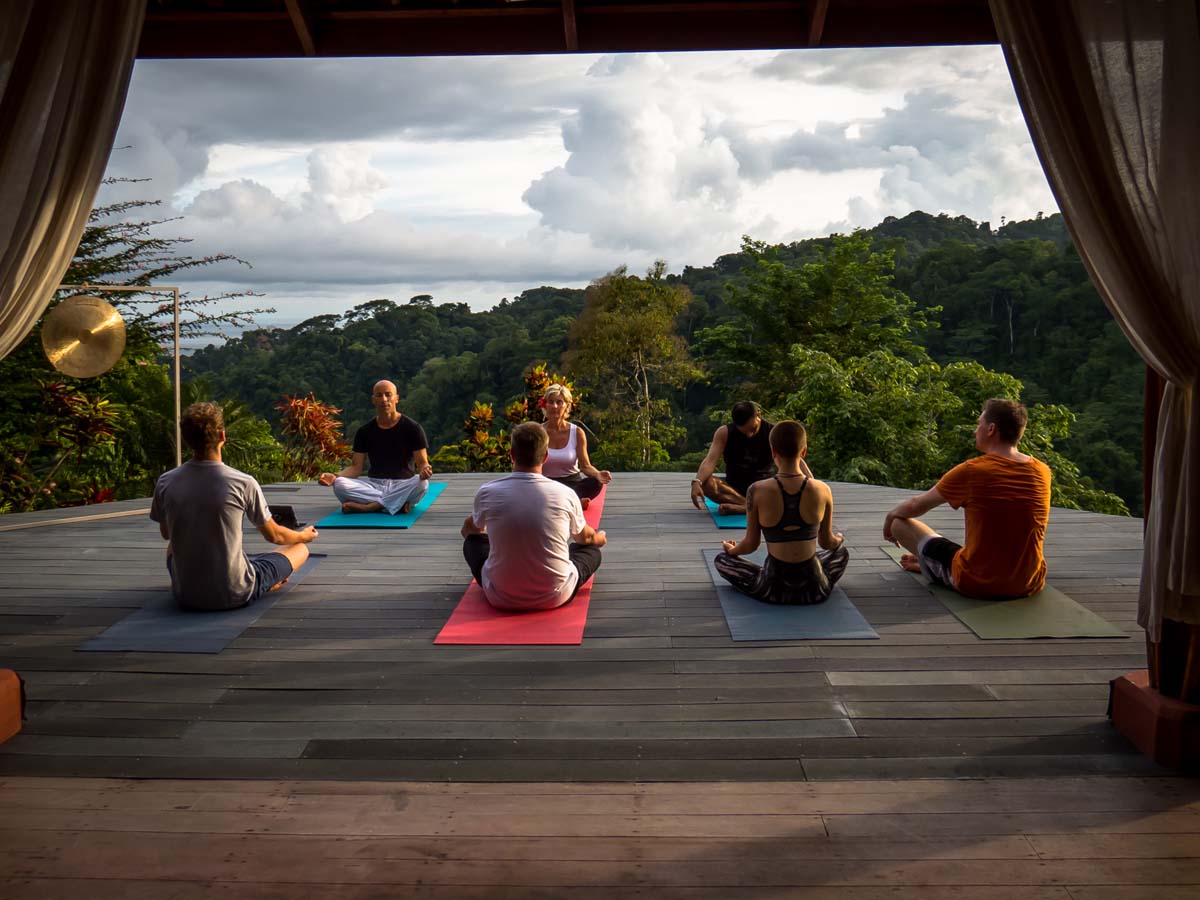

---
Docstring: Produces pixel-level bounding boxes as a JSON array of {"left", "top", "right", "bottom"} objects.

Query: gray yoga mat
[
  {"left": 879, "top": 544, "right": 1126, "bottom": 639},
  {"left": 80, "top": 554, "right": 325, "bottom": 654},
  {"left": 702, "top": 548, "right": 877, "bottom": 641}
]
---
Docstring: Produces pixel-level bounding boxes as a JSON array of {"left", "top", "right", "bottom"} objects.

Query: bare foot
[
  {"left": 717, "top": 503, "right": 745, "bottom": 516},
  {"left": 399, "top": 501, "right": 412, "bottom": 514},
  {"left": 899, "top": 553, "right": 922, "bottom": 573},
  {"left": 267, "top": 577, "right": 290, "bottom": 593},
  {"left": 580, "top": 497, "right": 590, "bottom": 511},
  {"left": 342, "top": 501, "right": 383, "bottom": 514}
]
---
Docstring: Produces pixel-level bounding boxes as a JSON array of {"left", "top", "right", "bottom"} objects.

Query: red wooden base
[
  {"left": 0, "top": 669, "right": 22, "bottom": 745},
  {"left": 1108, "top": 670, "right": 1200, "bottom": 770}
]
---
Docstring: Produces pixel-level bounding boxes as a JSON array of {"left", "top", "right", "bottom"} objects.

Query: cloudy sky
[{"left": 100, "top": 45, "right": 1058, "bottom": 328}]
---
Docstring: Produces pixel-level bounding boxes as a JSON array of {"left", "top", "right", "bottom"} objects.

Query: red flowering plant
[
  {"left": 457, "top": 401, "right": 510, "bottom": 472},
  {"left": 433, "top": 364, "right": 585, "bottom": 473},
  {"left": 0, "top": 380, "right": 124, "bottom": 513},
  {"left": 68, "top": 483, "right": 118, "bottom": 507},
  {"left": 518, "top": 364, "right": 583, "bottom": 422},
  {"left": 504, "top": 397, "right": 529, "bottom": 423},
  {"left": 276, "top": 393, "right": 351, "bottom": 481}
]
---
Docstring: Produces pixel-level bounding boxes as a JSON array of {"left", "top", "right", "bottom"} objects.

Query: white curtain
[
  {"left": 0, "top": 0, "right": 146, "bottom": 360},
  {"left": 990, "top": 0, "right": 1200, "bottom": 642}
]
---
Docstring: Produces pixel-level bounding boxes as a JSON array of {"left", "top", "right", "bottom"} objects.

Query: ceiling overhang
[{"left": 138, "top": 0, "right": 998, "bottom": 59}]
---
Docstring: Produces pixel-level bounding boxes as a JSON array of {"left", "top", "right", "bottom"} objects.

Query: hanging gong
[{"left": 41, "top": 294, "right": 127, "bottom": 378}]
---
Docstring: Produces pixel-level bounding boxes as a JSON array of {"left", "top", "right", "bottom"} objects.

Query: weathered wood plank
[{"left": 0, "top": 475, "right": 1150, "bottom": 786}]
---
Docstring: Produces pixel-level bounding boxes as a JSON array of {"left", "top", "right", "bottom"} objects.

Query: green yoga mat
[
  {"left": 315, "top": 481, "right": 447, "bottom": 528},
  {"left": 880, "top": 544, "right": 1126, "bottom": 639}
]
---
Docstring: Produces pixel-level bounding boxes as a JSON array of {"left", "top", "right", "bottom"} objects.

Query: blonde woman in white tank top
[{"left": 541, "top": 384, "right": 611, "bottom": 507}]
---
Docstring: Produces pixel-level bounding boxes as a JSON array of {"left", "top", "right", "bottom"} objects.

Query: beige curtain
[
  {"left": 0, "top": 0, "right": 146, "bottom": 360},
  {"left": 990, "top": 0, "right": 1200, "bottom": 644}
]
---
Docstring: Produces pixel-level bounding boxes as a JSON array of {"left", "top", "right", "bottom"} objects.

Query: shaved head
[{"left": 371, "top": 380, "right": 400, "bottom": 421}]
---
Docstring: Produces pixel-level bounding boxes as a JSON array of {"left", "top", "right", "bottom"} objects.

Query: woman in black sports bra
[{"left": 714, "top": 420, "right": 849, "bottom": 605}]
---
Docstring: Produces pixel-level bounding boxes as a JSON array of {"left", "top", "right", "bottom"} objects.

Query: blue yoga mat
[
  {"left": 703, "top": 497, "right": 746, "bottom": 529},
  {"left": 79, "top": 554, "right": 325, "bottom": 654},
  {"left": 314, "top": 481, "right": 447, "bottom": 528},
  {"left": 702, "top": 548, "right": 878, "bottom": 641}
]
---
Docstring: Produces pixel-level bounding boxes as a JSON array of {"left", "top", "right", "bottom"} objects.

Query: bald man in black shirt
[{"left": 318, "top": 380, "right": 433, "bottom": 514}]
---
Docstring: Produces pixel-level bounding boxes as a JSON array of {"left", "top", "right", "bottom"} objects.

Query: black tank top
[
  {"left": 724, "top": 420, "right": 774, "bottom": 490},
  {"left": 760, "top": 476, "right": 819, "bottom": 543}
]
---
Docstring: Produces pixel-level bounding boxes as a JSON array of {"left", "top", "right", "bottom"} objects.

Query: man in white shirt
[{"left": 461, "top": 422, "right": 606, "bottom": 611}]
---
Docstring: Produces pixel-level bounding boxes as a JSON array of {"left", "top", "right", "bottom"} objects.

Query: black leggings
[
  {"left": 463, "top": 534, "right": 602, "bottom": 603},
  {"left": 715, "top": 546, "right": 850, "bottom": 605},
  {"left": 548, "top": 472, "right": 604, "bottom": 500}
]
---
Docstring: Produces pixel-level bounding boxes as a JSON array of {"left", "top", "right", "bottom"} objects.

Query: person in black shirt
[
  {"left": 318, "top": 380, "right": 433, "bottom": 514},
  {"left": 690, "top": 401, "right": 811, "bottom": 515}
]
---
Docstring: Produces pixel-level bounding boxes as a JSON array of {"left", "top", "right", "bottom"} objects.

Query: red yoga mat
[{"left": 434, "top": 485, "right": 606, "bottom": 645}]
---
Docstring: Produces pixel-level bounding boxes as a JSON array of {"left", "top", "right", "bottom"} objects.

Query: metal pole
[
  {"left": 173, "top": 286, "right": 181, "bottom": 467},
  {"left": 56, "top": 283, "right": 184, "bottom": 466}
]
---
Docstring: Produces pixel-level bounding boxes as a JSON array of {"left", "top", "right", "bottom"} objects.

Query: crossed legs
[
  {"left": 463, "top": 534, "right": 602, "bottom": 608},
  {"left": 333, "top": 475, "right": 428, "bottom": 515},
  {"left": 887, "top": 516, "right": 939, "bottom": 573},
  {"left": 699, "top": 475, "right": 748, "bottom": 515}
]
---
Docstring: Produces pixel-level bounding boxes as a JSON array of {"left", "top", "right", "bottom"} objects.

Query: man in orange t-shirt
[{"left": 883, "top": 399, "right": 1052, "bottom": 599}]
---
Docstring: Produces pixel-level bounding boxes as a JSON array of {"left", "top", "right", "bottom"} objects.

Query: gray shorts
[{"left": 246, "top": 552, "right": 294, "bottom": 604}]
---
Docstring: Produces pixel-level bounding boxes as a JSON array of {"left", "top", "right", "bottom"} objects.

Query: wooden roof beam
[
  {"left": 284, "top": 0, "right": 318, "bottom": 56},
  {"left": 808, "top": 0, "right": 830, "bottom": 46},
  {"left": 562, "top": 0, "right": 579, "bottom": 51}
]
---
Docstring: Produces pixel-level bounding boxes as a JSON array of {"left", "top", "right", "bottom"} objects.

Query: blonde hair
[{"left": 543, "top": 383, "right": 574, "bottom": 407}]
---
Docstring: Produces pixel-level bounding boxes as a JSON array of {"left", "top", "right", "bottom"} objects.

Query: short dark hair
[
  {"left": 769, "top": 420, "right": 807, "bottom": 458},
  {"left": 180, "top": 402, "right": 224, "bottom": 454},
  {"left": 982, "top": 398, "right": 1028, "bottom": 444},
  {"left": 731, "top": 401, "right": 759, "bottom": 427},
  {"left": 510, "top": 421, "right": 549, "bottom": 467}
]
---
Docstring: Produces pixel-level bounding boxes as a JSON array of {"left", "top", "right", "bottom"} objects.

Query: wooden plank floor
[
  {"left": 2, "top": 775, "right": 1199, "bottom": 898},
  {"left": 2, "top": 474, "right": 1198, "bottom": 896},
  {"left": 0, "top": 474, "right": 1165, "bottom": 780}
]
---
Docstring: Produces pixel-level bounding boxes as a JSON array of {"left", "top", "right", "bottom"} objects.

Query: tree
[
  {"left": 567, "top": 263, "right": 702, "bottom": 467},
  {"left": 775, "top": 347, "right": 1127, "bottom": 514},
  {"left": 696, "top": 232, "right": 936, "bottom": 408},
  {"left": 66, "top": 180, "right": 272, "bottom": 342},
  {"left": 0, "top": 179, "right": 278, "bottom": 512}
]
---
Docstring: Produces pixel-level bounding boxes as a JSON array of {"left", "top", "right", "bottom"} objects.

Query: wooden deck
[{"left": 2, "top": 474, "right": 1197, "bottom": 897}]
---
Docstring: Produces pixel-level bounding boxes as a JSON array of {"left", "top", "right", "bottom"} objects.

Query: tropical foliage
[
  {"left": 567, "top": 263, "right": 702, "bottom": 468},
  {"left": 4, "top": 203, "right": 1145, "bottom": 517},
  {"left": 431, "top": 364, "right": 578, "bottom": 472},
  {"left": 276, "top": 393, "right": 351, "bottom": 480},
  {"left": 0, "top": 183, "right": 283, "bottom": 512}
]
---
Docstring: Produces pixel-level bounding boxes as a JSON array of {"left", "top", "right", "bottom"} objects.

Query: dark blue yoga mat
[
  {"left": 79, "top": 554, "right": 325, "bottom": 654},
  {"left": 702, "top": 548, "right": 877, "bottom": 641},
  {"left": 703, "top": 497, "right": 746, "bottom": 529},
  {"left": 315, "top": 481, "right": 447, "bottom": 528}
]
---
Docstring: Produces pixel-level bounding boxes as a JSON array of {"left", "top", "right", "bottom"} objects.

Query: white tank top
[{"left": 542, "top": 423, "right": 580, "bottom": 477}]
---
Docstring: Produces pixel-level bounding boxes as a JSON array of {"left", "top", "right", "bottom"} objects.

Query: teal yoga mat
[
  {"left": 703, "top": 548, "right": 877, "bottom": 641},
  {"left": 879, "top": 544, "right": 1126, "bottom": 639},
  {"left": 315, "top": 481, "right": 447, "bottom": 528},
  {"left": 704, "top": 497, "right": 746, "bottom": 529},
  {"left": 80, "top": 554, "right": 325, "bottom": 654}
]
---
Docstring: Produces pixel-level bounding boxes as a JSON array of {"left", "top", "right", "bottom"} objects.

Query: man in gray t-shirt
[{"left": 151, "top": 402, "right": 318, "bottom": 610}]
